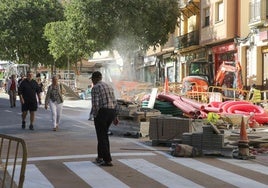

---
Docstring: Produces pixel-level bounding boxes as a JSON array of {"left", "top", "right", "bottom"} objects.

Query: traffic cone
[
  {"left": 239, "top": 116, "right": 249, "bottom": 143},
  {"left": 164, "top": 77, "right": 169, "bottom": 94},
  {"left": 238, "top": 116, "right": 250, "bottom": 159}
]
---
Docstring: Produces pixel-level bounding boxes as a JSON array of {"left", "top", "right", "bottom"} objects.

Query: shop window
[{"left": 167, "top": 66, "right": 175, "bottom": 82}]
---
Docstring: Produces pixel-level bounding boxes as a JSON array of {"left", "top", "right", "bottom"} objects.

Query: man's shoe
[
  {"left": 29, "top": 124, "right": 34, "bottom": 130},
  {"left": 98, "top": 161, "right": 113, "bottom": 167},
  {"left": 95, "top": 157, "right": 104, "bottom": 164},
  {"left": 22, "top": 121, "right": 26, "bottom": 129}
]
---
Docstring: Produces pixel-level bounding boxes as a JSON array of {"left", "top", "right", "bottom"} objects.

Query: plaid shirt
[{"left": 91, "top": 81, "right": 117, "bottom": 117}]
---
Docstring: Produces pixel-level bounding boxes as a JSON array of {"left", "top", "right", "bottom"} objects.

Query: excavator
[{"left": 181, "top": 60, "right": 243, "bottom": 98}]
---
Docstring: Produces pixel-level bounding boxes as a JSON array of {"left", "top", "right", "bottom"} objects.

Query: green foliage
[
  {"left": 1, "top": 0, "right": 179, "bottom": 71},
  {"left": 64, "top": 0, "right": 179, "bottom": 55},
  {"left": 206, "top": 112, "right": 220, "bottom": 124},
  {"left": 0, "top": 0, "right": 64, "bottom": 66}
]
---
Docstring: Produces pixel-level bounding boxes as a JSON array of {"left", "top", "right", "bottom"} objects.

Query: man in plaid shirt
[{"left": 91, "top": 71, "right": 119, "bottom": 166}]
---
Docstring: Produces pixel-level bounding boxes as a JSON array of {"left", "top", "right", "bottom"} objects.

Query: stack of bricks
[
  {"left": 192, "top": 132, "right": 203, "bottom": 153},
  {"left": 202, "top": 125, "right": 224, "bottom": 153},
  {"left": 149, "top": 116, "right": 193, "bottom": 145},
  {"left": 182, "top": 125, "right": 235, "bottom": 157}
]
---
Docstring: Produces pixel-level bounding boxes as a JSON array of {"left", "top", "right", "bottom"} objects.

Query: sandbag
[{"left": 171, "top": 144, "right": 199, "bottom": 157}]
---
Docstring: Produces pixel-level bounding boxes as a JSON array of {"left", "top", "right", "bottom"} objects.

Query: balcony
[
  {"left": 175, "top": 30, "right": 199, "bottom": 50},
  {"left": 178, "top": 0, "right": 200, "bottom": 18}
]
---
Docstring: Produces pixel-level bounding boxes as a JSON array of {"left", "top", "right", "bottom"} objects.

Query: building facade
[{"left": 143, "top": 0, "right": 268, "bottom": 91}]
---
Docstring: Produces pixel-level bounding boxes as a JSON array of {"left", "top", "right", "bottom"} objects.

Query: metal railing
[
  {"left": 0, "top": 134, "right": 27, "bottom": 188},
  {"left": 158, "top": 82, "right": 268, "bottom": 105}
]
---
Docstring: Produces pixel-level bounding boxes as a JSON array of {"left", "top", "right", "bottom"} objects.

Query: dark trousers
[
  {"left": 94, "top": 108, "right": 116, "bottom": 162},
  {"left": 9, "top": 90, "right": 17, "bottom": 107}
]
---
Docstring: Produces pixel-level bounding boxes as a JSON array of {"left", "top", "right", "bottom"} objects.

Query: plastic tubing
[
  {"left": 227, "top": 104, "right": 264, "bottom": 114},
  {"left": 180, "top": 96, "right": 205, "bottom": 110},
  {"left": 173, "top": 100, "right": 196, "bottom": 116},
  {"left": 157, "top": 93, "right": 177, "bottom": 102},
  {"left": 203, "top": 106, "right": 223, "bottom": 113},
  {"left": 208, "top": 101, "right": 222, "bottom": 108},
  {"left": 220, "top": 101, "right": 252, "bottom": 113}
]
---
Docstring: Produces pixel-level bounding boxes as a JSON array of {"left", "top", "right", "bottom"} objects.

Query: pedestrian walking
[
  {"left": 18, "top": 70, "right": 42, "bottom": 130},
  {"left": 18, "top": 73, "right": 25, "bottom": 87},
  {"left": 44, "top": 75, "right": 66, "bottom": 131},
  {"left": 36, "top": 76, "right": 44, "bottom": 99},
  {"left": 91, "top": 71, "right": 119, "bottom": 167},
  {"left": 7, "top": 74, "right": 18, "bottom": 107}
]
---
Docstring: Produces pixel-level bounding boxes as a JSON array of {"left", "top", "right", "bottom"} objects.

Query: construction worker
[{"left": 249, "top": 84, "right": 261, "bottom": 105}]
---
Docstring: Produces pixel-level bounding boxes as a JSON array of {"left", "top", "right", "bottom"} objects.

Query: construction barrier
[
  {"left": 0, "top": 134, "right": 27, "bottom": 188},
  {"left": 158, "top": 82, "right": 182, "bottom": 94},
  {"left": 158, "top": 82, "right": 268, "bottom": 106},
  {"left": 209, "top": 86, "right": 249, "bottom": 101}
]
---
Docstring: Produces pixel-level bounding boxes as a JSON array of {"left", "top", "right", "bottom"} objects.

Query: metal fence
[{"left": 0, "top": 134, "right": 27, "bottom": 188}]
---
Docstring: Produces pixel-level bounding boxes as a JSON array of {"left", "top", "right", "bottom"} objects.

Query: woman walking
[
  {"left": 7, "top": 74, "right": 18, "bottom": 108},
  {"left": 45, "top": 75, "right": 66, "bottom": 131}
]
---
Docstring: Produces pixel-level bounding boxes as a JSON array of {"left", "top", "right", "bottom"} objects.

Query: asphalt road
[{"left": 1, "top": 92, "right": 268, "bottom": 188}]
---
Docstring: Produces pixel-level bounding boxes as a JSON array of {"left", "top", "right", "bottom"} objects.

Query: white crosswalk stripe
[
  {"left": 170, "top": 158, "right": 268, "bottom": 188},
  {"left": 7, "top": 156, "right": 268, "bottom": 188},
  {"left": 8, "top": 164, "right": 54, "bottom": 188},
  {"left": 119, "top": 158, "right": 204, "bottom": 188},
  {"left": 64, "top": 161, "right": 129, "bottom": 188},
  {"left": 218, "top": 158, "right": 268, "bottom": 175}
]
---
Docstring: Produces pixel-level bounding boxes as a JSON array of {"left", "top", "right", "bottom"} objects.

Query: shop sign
[
  {"left": 259, "top": 31, "right": 268, "bottom": 41},
  {"left": 212, "top": 42, "right": 236, "bottom": 54}
]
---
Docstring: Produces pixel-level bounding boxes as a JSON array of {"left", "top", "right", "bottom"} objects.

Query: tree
[
  {"left": 44, "top": 19, "right": 96, "bottom": 70},
  {"left": 64, "top": 0, "right": 179, "bottom": 80},
  {"left": 44, "top": 1, "right": 99, "bottom": 71},
  {"left": 0, "top": 0, "right": 64, "bottom": 67}
]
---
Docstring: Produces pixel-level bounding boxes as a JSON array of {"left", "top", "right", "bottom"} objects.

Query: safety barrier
[
  {"left": 183, "top": 91, "right": 221, "bottom": 103},
  {"left": 159, "top": 82, "right": 268, "bottom": 104},
  {"left": 0, "top": 134, "right": 27, "bottom": 188},
  {"left": 259, "top": 90, "right": 268, "bottom": 104},
  {"left": 210, "top": 86, "right": 268, "bottom": 104},
  {"left": 209, "top": 86, "right": 249, "bottom": 101}
]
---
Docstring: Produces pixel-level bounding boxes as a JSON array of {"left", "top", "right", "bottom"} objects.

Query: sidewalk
[
  {"left": 0, "top": 92, "right": 91, "bottom": 109},
  {"left": 63, "top": 98, "right": 91, "bottom": 109}
]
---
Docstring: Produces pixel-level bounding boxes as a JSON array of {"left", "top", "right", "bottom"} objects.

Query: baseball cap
[{"left": 90, "top": 71, "right": 102, "bottom": 79}]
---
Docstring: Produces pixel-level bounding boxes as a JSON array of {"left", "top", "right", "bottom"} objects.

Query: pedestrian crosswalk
[
  {"left": 119, "top": 158, "right": 203, "bottom": 188},
  {"left": 171, "top": 158, "right": 268, "bottom": 188},
  {"left": 7, "top": 154, "right": 268, "bottom": 188}
]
